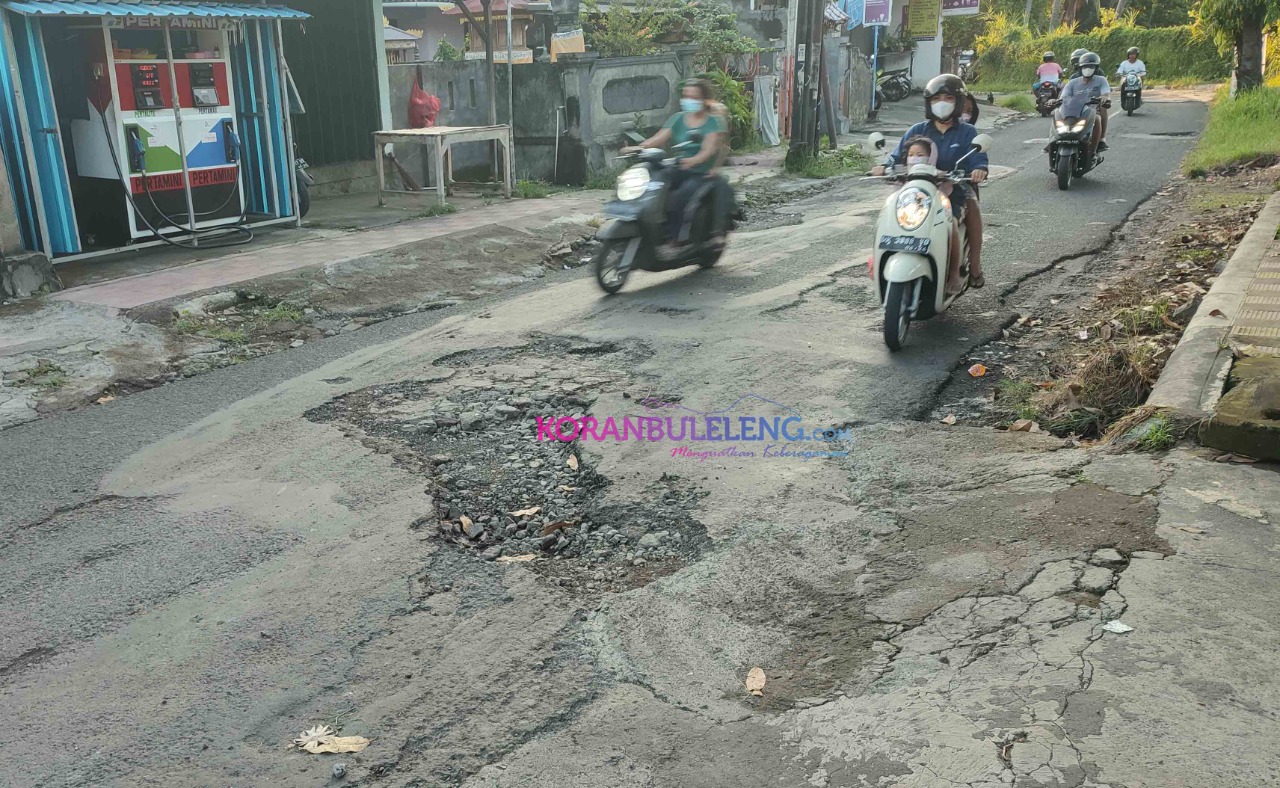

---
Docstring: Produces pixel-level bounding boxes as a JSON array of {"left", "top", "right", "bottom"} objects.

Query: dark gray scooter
[{"left": 592, "top": 140, "right": 740, "bottom": 295}]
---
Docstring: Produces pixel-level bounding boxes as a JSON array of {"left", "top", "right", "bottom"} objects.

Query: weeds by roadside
[
  {"left": 23, "top": 360, "right": 68, "bottom": 390},
  {"left": 997, "top": 94, "right": 1036, "bottom": 113},
  {"left": 1183, "top": 86, "right": 1280, "bottom": 176},
  {"left": 515, "top": 179, "right": 551, "bottom": 199},
  {"left": 584, "top": 169, "right": 619, "bottom": 190},
  {"left": 417, "top": 202, "right": 458, "bottom": 218},
  {"left": 785, "top": 146, "right": 874, "bottom": 179},
  {"left": 1133, "top": 414, "right": 1177, "bottom": 451}
]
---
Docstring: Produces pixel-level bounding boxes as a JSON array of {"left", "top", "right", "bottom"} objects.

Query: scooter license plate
[{"left": 881, "top": 236, "right": 930, "bottom": 254}]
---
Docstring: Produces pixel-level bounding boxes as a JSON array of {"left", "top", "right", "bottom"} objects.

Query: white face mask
[
  {"left": 1081, "top": 67, "right": 1096, "bottom": 77},
  {"left": 907, "top": 155, "right": 929, "bottom": 167},
  {"left": 959, "top": 113, "right": 972, "bottom": 124},
  {"left": 932, "top": 100, "right": 956, "bottom": 119}
]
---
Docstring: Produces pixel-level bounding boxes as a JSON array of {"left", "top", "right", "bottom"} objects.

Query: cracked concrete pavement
[{"left": 3, "top": 94, "right": 1279, "bottom": 787}]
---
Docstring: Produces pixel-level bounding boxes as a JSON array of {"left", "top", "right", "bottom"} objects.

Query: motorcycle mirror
[
  {"left": 868, "top": 132, "right": 886, "bottom": 150},
  {"left": 971, "top": 133, "right": 994, "bottom": 153}
]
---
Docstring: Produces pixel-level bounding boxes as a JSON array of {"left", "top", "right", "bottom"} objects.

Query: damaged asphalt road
[{"left": 4, "top": 96, "right": 1279, "bottom": 787}]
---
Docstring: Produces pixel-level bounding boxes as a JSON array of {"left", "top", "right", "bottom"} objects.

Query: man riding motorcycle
[
  {"left": 1057, "top": 52, "right": 1111, "bottom": 152},
  {"left": 871, "top": 74, "right": 988, "bottom": 295},
  {"left": 1068, "top": 48, "right": 1088, "bottom": 78},
  {"left": 1117, "top": 46, "right": 1146, "bottom": 79},
  {"left": 1033, "top": 51, "right": 1064, "bottom": 90},
  {"left": 626, "top": 79, "right": 727, "bottom": 259}
]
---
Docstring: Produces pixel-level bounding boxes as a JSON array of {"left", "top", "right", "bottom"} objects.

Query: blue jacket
[{"left": 886, "top": 120, "right": 989, "bottom": 174}]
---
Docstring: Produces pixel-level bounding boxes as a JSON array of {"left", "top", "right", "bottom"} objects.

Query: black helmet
[
  {"left": 1079, "top": 51, "right": 1101, "bottom": 72},
  {"left": 923, "top": 73, "right": 966, "bottom": 121},
  {"left": 1127, "top": 46, "right": 1139, "bottom": 57},
  {"left": 1043, "top": 51, "right": 1055, "bottom": 62},
  {"left": 1069, "top": 48, "right": 1087, "bottom": 67}
]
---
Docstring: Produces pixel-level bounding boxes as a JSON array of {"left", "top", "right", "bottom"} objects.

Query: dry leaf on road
[
  {"left": 96, "top": 395, "right": 116, "bottom": 404},
  {"left": 968, "top": 364, "right": 988, "bottom": 378},
  {"left": 558, "top": 485, "right": 577, "bottom": 492},
  {"left": 291, "top": 725, "right": 371, "bottom": 755},
  {"left": 542, "top": 521, "right": 575, "bottom": 537},
  {"left": 1009, "top": 419, "right": 1042, "bottom": 433},
  {"left": 460, "top": 514, "right": 473, "bottom": 528},
  {"left": 1208, "top": 309, "right": 1227, "bottom": 318},
  {"left": 567, "top": 455, "right": 579, "bottom": 470},
  {"left": 940, "top": 415, "right": 958, "bottom": 426},
  {"left": 1214, "top": 454, "right": 1257, "bottom": 464},
  {"left": 496, "top": 554, "right": 538, "bottom": 564},
  {"left": 1178, "top": 526, "right": 1207, "bottom": 535},
  {"left": 746, "top": 667, "right": 766, "bottom": 696},
  {"left": 509, "top": 507, "right": 541, "bottom": 517}
]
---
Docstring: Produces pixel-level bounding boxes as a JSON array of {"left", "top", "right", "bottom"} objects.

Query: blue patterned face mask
[{"left": 681, "top": 98, "right": 704, "bottom": 113}]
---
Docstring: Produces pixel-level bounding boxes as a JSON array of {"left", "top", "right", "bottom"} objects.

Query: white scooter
[{"left": 865, "top": 132, "right": 993, "bottom": 351}]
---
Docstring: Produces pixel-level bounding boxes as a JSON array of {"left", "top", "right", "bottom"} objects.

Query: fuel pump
[{"left": 68, "top": 18, "right": 247, "bottom": 247}]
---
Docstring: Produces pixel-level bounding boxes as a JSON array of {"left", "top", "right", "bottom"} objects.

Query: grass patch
[
  {"left": 785, "top": 145, "right": 874, "bottom": 179},
  {"left": 514, "top": 179, "right": 551, "bottom": 199},
  {"left": 1115, "top": 296, "right": 1173, "bottom": 336},
  {"left": 1183, "top": 86, "right": 1280, "bottom": 176},
  {"left": 1133, "top": 415, "right": 1177, "bottom": 451},
  {"left": 584, "top": 169, "right": 619, "bottom": 191},
  {"left": 25, "top": 359, "right": 67, "bottom": 390},
  {"left": 417, "top": 202, "right": 458, "bottom": 217},
  {"left": 200, "top": 326, "right": 249, "bottom": 345},
  {"left": 253, "top": 302, "right": 304, "bottom": 326},
  {"left": 1189, "top": 191, "right": 1265, "bottom": 212},
  {"left": 996, "top": 377, "right": 1042, "bottom": 421},
  {"left": 997, "top": 94, "right": 1036, "bottom": 113}
]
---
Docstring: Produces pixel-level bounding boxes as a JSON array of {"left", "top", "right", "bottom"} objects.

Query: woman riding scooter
[
  {"left": 872, "top": 74, "right": 988, "bottom": 295},
  {"left": 625, "top": 80, "right": 726, "bottom": 259}
]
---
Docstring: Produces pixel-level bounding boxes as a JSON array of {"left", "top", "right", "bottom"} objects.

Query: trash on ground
[
  {"left": 968, "top": 364, "right": 989, "bottom": 378},
  {"left": 291, "top": 725, "right": 371, "bottom": 754},
  {"left": 940, "top": 414, "right": 958, "bottom": 426},
  {"left": 1101, "top": 620, "right": 1134, "bottom": 634},
  {"left": 567, "top": 454, "right": 579, "bottom": 470},
  {"left": 746, "top": 666, "right": 767, "bottom": 696},
  {"left": 496, "top": 554, "right": 538, "bottom": 564}
]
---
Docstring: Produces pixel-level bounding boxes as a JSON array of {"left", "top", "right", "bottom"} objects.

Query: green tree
[{"left": 1194, "top": 0, "right": 1280, "bottom": 92}]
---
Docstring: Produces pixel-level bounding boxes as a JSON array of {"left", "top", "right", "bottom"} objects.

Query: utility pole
[{"left": 787, "top": 0, "right": 819, "bottom": 165}]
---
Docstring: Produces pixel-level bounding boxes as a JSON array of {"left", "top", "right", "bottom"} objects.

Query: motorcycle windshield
[{"left": 1059, "top": 92, "right": 1094, "bottom": 119}]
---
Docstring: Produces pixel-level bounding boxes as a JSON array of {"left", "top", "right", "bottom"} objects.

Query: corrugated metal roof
[
  {"left": 823, "top": 2, "right": 849, "bottom": 23},
  {"left": 0, "top": 0, "right": 308, "bottom": 19}
]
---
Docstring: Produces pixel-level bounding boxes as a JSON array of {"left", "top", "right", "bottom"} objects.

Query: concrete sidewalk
[
  {"left": 1149, "top": 191, "right": 1280, "bottom": 459},
  {"left": 50, "top": 192, "right": 604, "bottom": 311}
]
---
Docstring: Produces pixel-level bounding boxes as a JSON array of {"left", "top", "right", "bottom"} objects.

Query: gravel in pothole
[{"left": 306, "top": 370, "right": 711, "bottom": 595}]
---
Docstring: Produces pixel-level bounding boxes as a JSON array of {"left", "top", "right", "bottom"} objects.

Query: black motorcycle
[
  {"left": 592, "top": 142, "right": 739, "bottom": 294},
  {"left": 1048, "top": 94, "right": 1105, "bottom": 191},
  {"left": 1034, "top": 80, "right": 1060, "bottom": 116},
  {"left": 1119, "top": 72, "right": 1143, "bottom": 115},
  {"left": 877, "top": 68, "right": 913, "bottom": 103}
]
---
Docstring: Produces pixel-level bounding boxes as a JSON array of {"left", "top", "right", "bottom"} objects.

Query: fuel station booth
[{"left": 0, "top": 0, "right": 309, "bottom": 261}]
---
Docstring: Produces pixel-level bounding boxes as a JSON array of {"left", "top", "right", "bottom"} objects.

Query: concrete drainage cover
[{"left": 306, "top": 344, "right": 710, "bottom": 596}]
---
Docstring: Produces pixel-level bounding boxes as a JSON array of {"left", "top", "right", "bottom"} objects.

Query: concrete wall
[{"left": 568, "top": 53, "right": 683, "bottom": 175}]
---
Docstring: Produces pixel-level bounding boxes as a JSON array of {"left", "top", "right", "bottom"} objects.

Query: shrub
[
  {"left": 705, "top": 70, "right": 757, "bottom": 150},
  {"left": 976, "top": 16, "right": 1229, "bottom": 86},
  {"left": 1184, "top": 85, "right": 1280, "bottom": 174},
  {"left": 434, "top": 40, "right": 462, "bottom": 62}
]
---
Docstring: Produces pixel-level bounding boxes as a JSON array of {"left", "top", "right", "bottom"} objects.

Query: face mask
[
  {"left": 680, "top": 98, "right": 704, "bottom": 113},
  {"left": 931, "top": 100, "right": 955, "bottom": 119},
  {"left": 960, "top": 113, "right": 972, "bottom": 124},
  {"left": 1081, "top": 67, "right": 1096, "bottom": 77},
  {"left": 907, "top": 155, "right": 929, "bottom": 167}
]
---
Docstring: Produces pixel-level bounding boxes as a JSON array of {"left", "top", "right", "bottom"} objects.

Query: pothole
[{"left": 306, "top": 347, "right": 710, "bottom": 596}]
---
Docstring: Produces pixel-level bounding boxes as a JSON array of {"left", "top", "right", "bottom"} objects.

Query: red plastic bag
[{"left": 408, "top": 79, "right": 440, "bottom": 128}]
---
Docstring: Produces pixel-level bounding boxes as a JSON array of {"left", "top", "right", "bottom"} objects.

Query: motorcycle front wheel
[
  {"left": 1056, "top": 152, "right": 1073, "bottom": 191},
  {"left": 883, "top": 81, "right": 910, "bottom": 102},
  {"left": 883, "top": 280, "right": 914, "bottom": 351},
  {"left": 593, "top": 239, "right": 631, "bottom": 294}
]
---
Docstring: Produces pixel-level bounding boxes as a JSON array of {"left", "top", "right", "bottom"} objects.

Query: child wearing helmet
[{"left": 871, "top": 74, "right": 988, "bottom": 294}]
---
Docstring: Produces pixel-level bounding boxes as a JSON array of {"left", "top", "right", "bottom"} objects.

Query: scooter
[
  {"left": 1120, "top": 72, "right": 1143, "bottom": 115},
  {"left": 1048, "top": 94, "right": 1105, "bottom": 191},
  {"left": 295, "top": 145, "right": 313, "bottom": 218},
  {"left": 865, "top": 131, "right": 994, "bottom": 351},
  {"left": 959, "top": 50, "right": 979, "bottom": 84},
  {"left": 1034, "top": 80, "right": 1061, "bottom": 116},
  {"left": 592, "top": 140, "right": 740, "bottom": 295},
  {"left": 877, "top": 68, "right": 913, "bottom": 103}
]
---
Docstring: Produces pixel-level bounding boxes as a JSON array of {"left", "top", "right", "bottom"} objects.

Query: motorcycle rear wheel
[
  {"left": 1056, "top": 152, "right": 1073, "bottom": 191},
  {"left": 883, "top": 280, "right": 914, "bottom": 351},
  {"left": 883, "top": 81, "right": 910, "bottom": 102}
]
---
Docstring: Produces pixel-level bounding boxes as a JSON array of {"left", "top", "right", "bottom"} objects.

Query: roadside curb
[{"left": 1147, "top": 191, "right": 1280, "bottom": 416}]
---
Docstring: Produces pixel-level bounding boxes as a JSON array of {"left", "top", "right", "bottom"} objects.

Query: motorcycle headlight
[
  {"left": 1055, "top": 120, "right": 1070, "bottom": 133},
  {"left": 1072, "top": 119, "right": 1088, "bottom": 132},
  {"left": 615, "top": 165, "right": 649, "bottom": 201},
  {"left": 895, "top": 187, "right": 931, "bottom": 231}
]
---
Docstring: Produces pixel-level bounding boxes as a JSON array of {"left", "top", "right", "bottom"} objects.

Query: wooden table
[{"left": 373, "top": 125, "right": 513, "bottom": 207}]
